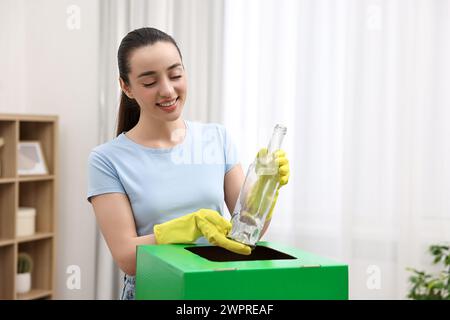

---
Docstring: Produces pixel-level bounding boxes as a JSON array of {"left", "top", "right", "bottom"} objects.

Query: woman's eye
[{"left": 143, "top": 75, "right": 181, "bottom": 87}]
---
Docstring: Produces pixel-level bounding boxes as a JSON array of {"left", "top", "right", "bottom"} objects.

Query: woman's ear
[{"left": 119, "top": 77, "right": 134, "bottom": 99}]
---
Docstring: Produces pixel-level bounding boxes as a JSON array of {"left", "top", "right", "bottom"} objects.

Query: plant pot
[{"left": 16, "top": 272, "right": 31, "bottom": 294}]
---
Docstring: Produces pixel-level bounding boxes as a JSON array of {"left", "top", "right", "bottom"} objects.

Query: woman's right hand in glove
[{"left": 153, "top": 209, "right": 251, "bottom": 255}]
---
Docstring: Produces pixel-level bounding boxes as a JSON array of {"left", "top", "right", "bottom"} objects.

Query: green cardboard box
[{"left": 135, "top": 241, "right": 348, "bottom": 300}]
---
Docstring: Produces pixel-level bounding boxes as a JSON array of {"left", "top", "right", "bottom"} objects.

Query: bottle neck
[{"left": 267, "top": 124, "right": 287, "bottom": 154}]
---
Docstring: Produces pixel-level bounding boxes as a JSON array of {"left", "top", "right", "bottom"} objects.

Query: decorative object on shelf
[
  {"left": 16, "top": 207, "right": 36, "bottom": 237},
  {"left": 0, "top": 136, "right": 4, "bottom": 176},
  {"left": 16, "top": 252, "right": 33, "bottom": 294},
  {"left": 18, "top": 141, "right": 48, "bottom": 175},
  {"left": 406, "top": 243, "right": 450, "bottom": 300}
]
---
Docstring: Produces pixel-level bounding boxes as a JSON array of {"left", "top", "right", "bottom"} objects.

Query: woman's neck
[{"left": 126, "top": 114, "right": 186, "bottom": 148}]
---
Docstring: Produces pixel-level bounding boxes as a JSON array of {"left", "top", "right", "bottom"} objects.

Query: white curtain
[
  {"left": 223, "top": 0, "right": 450, "bottom": 299},
  {"left": 97, "top": 0, "right": 224, "bottom": 299}
]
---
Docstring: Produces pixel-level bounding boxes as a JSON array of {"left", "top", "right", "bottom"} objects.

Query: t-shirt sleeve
[
  {"left": 87, "top": 150, "right": 126, "bottom": 202},
  {"left": 220, "top": 125, "right": 240, "bottom": 174}
]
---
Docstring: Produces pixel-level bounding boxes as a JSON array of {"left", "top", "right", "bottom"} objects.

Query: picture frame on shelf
[{"left": 18, "top": 141, "right": 48, "bottom": 175}]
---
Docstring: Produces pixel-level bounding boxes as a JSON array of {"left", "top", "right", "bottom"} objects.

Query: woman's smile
[
  {"left": 156, "top": 97, "right": 178, "bottom": 107},
  {"left": 156, "top": 97, "right": 179, "bottom": 112}
]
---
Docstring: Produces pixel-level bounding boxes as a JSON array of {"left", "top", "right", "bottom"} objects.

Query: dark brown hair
[{"left": 116, "top": 27, "right": 182, "bottom": 136}]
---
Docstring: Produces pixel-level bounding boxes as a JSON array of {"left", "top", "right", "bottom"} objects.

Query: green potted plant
[
  {"left": 16, "top": 252, "right": 33, "bottom": 294},
  {"left": 407, "top": 244, "right": 450, "bottom": 300}
]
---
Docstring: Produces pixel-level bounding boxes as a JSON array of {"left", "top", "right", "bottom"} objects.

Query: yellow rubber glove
[
  {"left": 255, "top": 148, "right": 290, "bottom": 186},
  {"left": 245, "top": 148, "right": 290, "bottom": 222},
  {"left": 153, "top": 209, "right": 251, "bottom": 255}
]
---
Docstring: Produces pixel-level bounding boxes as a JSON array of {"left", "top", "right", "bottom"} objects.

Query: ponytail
[{"left": 116, "top": 93, "right": 140, "bottom": 136}]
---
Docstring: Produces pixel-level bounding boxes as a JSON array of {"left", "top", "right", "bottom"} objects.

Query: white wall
[
  {"left": 0, "top": 0, "right": 99, "bottom": 299},
  {"left": 0, "top": 0, "right": 27, "bottom": 113}
]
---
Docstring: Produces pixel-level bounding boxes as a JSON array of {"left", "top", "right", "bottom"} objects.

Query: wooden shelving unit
[
  {"left": 17, "top": 288, "right": 53, "bottom": 300},
  {"left": 0, "top": 114, "right": 57, "bottom": 300}
]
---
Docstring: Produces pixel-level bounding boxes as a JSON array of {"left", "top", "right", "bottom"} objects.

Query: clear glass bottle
[{"left": 228, "top": 124, "right": 287, "bottom": 248}]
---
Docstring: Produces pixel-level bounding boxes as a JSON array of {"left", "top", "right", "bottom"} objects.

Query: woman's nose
[{"left": 158, "top": 77, "right": 175, "bottom": 97}]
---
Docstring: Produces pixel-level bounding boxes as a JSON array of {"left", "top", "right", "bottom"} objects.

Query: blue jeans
[{"left": 120, "top": 274, "right": 135, "bottom": 300}]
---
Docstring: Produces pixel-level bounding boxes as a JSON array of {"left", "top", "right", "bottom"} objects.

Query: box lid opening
[{"left": 185, "top": 245, "right": 297, "bottom": 262}]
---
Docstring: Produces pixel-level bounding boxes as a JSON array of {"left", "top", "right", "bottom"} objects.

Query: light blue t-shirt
[{"left": 87, "top": 120, "right": 239, "bottom": 238}]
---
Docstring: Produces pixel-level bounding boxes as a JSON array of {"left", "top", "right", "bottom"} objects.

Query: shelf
[
  {"left": 19, "top": 180, "right": 54, "bottom": 233},
  {"left": 0, "top": 178, "right": 16, "bottom": 184},
  {"left": 17, "top": 232, "right": 54, "bottom": 243},
  {"left": 0, "top": 238, "right": 15, "bottom": 247},
  {"left": 18, "top": 175, "right": 54, "bottom": 182},
  {"left": 0, "top": 234, "right": 54, "bottom": 246},
  {"left": 1, "top": 176, "right": 55, "bottom": 183},
  {"left": 18, "top": 238, "right": 53, "bottom": 293},
  {"left": 1, "top": 114, "right": 58, "bottom": 122},
  {"left": 16, "top": 289, "right": 52, "bottom": 300}
]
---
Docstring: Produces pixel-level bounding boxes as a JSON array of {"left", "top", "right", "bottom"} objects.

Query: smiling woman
[
  {"left": 116, "top": 30, "right": 187, "bottom": 140},
  {"left": 119, "top": 41, "right": 187, "bottom": 138},
  {"left": 86, "top": 27, "right": 286, "bottom": 300}
]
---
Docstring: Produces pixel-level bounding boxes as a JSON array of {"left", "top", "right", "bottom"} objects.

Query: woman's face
[{"left": 121, "top": 41, "right": 187, "bottom": 122}]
